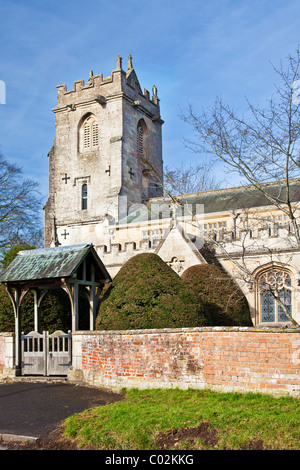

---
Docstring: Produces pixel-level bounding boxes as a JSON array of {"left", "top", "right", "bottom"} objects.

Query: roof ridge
[
  {"left": 18, "top": 244, "right": 90, "bottom": 256},
  {"left": 149, "top": 178, "right": 300, "bottom": 202}
]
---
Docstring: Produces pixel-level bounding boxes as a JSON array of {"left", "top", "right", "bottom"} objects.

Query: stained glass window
[
  {"left": 261, "top": 291, "right": 275, "bottom": 322},
  {"left": 278, "top": 288, "right": 291, "bottom": 322}
]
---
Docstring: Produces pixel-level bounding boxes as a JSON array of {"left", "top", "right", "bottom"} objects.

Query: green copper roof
[{"left": 0, "top": 244, "right": 110, "bottom": 284}]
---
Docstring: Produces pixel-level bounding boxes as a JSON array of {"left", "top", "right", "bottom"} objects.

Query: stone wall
[
  {"left": 0, "top": 332, "right": 14, "bottom": 380},
  {"left": 69, "top": 327, "right": 300, "bottom": 396}
]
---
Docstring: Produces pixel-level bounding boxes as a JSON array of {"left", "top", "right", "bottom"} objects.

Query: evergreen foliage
[
  {"left": 182, "top": 264, "right": 253, "bottom": 326},
  {"left": 96, "top": 253, "right": 207, "bottom": 330},
  {"left": 0, "top": 243, "right": 34, "bottom": 269}
]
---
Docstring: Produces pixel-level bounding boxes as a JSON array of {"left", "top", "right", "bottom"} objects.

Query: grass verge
[{"left": 61, "top": 388, "right": 300, "bottom": 450}]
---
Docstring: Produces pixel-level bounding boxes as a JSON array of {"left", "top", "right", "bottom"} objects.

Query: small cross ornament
[
  {"left": 62, "top": 173, "right": 70, "bottom": 184},
  {"left": 62, "top": 229, "right": 69, "bottom": 239}
]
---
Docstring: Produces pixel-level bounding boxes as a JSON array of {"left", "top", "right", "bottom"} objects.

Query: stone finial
[
  {"left": 116, "top": 54, "right": 122, "bottom": 70},
  {"left": 152, "top": 85, "right": 157, "bottom": 97},
  {"left": 127, "top": 54, "right": 133, "bottom": 70},
  {"left": 85, "top": 70, "right": 94, "bottom": 87}
]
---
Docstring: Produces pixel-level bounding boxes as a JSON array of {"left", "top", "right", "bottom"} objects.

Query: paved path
[{"left": 0, "top": 380, "right": 122, "bottom": 443}]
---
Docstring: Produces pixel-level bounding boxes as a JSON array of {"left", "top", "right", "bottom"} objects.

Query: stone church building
[{"left": 44, "top": 55, "right": 300, "bottom": 328}]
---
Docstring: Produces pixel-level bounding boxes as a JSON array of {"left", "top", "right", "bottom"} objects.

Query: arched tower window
[
  {"left": 257, "top": 268, "right": 293, "bottom": 323},
  {"left": 82, "top": 183, "right": 88, "bottom": 210},
  {"left": 137, "top": 123, "right": 144, "bottom": 157},
  {"left": 137, "top": 119, "right": 151, "bottom": 201},
  {"left": 137, "top": 119, "right": 148, "bottom": 160},
  {"left": 80, "top": 114, "right": 98, "bottom": 152}
]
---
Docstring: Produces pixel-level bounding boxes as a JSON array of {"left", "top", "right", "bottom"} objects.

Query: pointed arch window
[
  {"left": 137, "top": 119, "right": 148, "bottom": 159},
  {"left": 137, "top": 123, "right": 144, "bottom": 157},
  {"left": 81, "top": 114, "right": 98, "bottom": 152}
]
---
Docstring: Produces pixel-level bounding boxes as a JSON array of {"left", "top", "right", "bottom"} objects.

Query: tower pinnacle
[{"left": 127, "top": 54, "right": 133, "bottom": 71}]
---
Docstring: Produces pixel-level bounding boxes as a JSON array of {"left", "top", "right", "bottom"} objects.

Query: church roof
[
  {"left": 0, "top": 244, "right": 111, "bottom": 284},
  {"left": 120, "top": 179, "right": 300, "bottom": 224},
  {"left": 175, "top": 179, "right": 300, "bottom": 214}
]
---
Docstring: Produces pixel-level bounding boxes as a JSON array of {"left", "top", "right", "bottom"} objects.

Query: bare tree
[
  {"left": 0, "top": 153, "right": 43, "bottom": 251},
  {"left": 180, "top": 49, "right": 300, "bottom": 244},
  {"left": 163, "top": 161, "right": 223, "bottom": 196},
  {"left": 177, "top": 49, "right": 300, "bottom": 326}
]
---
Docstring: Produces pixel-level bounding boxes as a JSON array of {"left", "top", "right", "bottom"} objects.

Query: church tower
[{"left": 44, "top": 55, "right": 164, "bottom": 249}]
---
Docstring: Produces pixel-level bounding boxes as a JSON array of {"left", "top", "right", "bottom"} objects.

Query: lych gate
[{"left": 0, "top": 244, "right": 111, "bottom": 376}]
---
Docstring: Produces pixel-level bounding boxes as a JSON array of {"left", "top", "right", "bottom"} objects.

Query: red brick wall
[{"left": 78, "top": 327, "right": 300, "bottom": 396}]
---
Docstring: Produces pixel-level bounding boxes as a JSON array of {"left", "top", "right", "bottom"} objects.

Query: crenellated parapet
[{"left": 53, "top": 55, "right": 162, "bottom": 123}]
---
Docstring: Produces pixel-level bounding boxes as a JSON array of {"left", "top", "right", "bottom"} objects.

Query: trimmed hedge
[
  {"left": 96, "top": 253, "right": 207, "bottom": 330},
  {"left": 181, "top": 263, "right": 253, "bottom": 326}
]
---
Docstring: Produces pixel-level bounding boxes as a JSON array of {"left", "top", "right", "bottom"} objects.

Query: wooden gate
[{"left": 21, "top": 330, "right": 72, "bottom": 376}]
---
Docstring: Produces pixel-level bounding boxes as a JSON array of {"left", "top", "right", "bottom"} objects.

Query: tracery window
[
  {"left": 81, "top": 114, "right": 98, "bottom": 152},
  {"left": 259, "top": 270, "right": 292, "bottom": 322}
]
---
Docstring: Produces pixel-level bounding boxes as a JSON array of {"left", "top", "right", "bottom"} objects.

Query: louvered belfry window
[
  {"left": 92, "top": 121, "right": 99, "bottom": 147},
  {"left": 82, "top": 115, "right": 98, "bottom": 151},
  {"left": 138, "top": 123, "right": 144, "bottom": 157}
]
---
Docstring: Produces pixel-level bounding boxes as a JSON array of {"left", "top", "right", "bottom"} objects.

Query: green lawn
[{"left": 61, "top": 388, "right": 300, "bottom": 450}]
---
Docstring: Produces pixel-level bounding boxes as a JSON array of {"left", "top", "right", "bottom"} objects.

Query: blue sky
[{"left": 0, "top": 0, "right": 299, "bottom": 206}]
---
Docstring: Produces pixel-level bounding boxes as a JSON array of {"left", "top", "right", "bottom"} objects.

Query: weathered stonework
[
  {"left": 44, "top": 55, "right": 163, "bottom": 248},
  {"left": 0, "top": 332, "right": 15, "bottom": 380}
]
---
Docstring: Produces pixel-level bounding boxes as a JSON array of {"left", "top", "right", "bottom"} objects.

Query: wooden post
[
  {"left": 14, "top": 289, "right": 21, "bottom": 373},
  {"left": 89, "top": 265, "right": 96, "bottom": 330},
  {"left": 63, "top": 280, "right": 79, "bottom": 332},
  {"left": 89, "top": 285, "right": 97, "bottom": 330},
  {"left": 43, "top": 330, "right": 48, "bottom": 376},
  {"left": 33, "top": 289, "right": 39, "bottom": 332},
  {"left": 73, "top": 282, "right": 79, "bottom": 331},
  {"left": 5, "top": 286, "right": 22, "bottom": 374}
]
